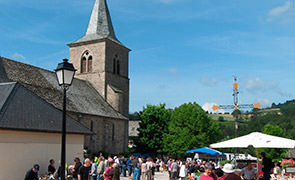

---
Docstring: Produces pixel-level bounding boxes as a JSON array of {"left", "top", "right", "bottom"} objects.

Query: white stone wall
[{"left": 0, "top": 130, "right": 84, "bottom": 180}]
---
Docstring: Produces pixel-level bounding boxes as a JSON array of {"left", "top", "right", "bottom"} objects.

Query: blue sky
[{"left": 1, "top": 0, "right": 295, "bottom": 113}]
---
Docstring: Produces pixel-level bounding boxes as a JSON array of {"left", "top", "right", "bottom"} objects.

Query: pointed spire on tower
[
  {"left": 69, "top": 0, "right": 121, "bottom": 45},
  {"left": 86, "top": 0, "right": 117, "bottom": 38}
]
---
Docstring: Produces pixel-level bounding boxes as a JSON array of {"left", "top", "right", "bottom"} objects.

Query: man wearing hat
[
  {"left": 222, "top": 163, "right": 241, "bottom": 180},
  {"left": 25, "top": 164, "right": 40, "bottom": 180}
]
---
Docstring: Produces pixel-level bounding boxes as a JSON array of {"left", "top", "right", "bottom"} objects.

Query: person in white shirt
[
  {"left": 146, "top": 158, "right": 153, "bottom": 180},
  {"left": 240, "top": 161, "right": 257, "bottom": 180},
  {"left": 141, "top": 160, "right": 148, "bottom": 180},
  {"left": 179, "top": 160, "right": 186, "bottom": 180}
]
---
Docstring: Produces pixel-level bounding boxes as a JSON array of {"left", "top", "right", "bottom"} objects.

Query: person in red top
[
  {"left": 222, "top": 163, "right": 241, "bottom": 180},
  {"left": 199, "top": 163, "right": 219, "bottom": 180}
]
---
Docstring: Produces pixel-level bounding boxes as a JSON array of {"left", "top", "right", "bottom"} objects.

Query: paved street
[{"left": 121, "top": 171, "right": 169, "bottom": 180}]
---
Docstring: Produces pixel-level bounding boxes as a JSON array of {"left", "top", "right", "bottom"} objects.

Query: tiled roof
[
  {"left": 0, "top": 82, "right": 93, "bottom": 134},
  {"left": 0, "top": 57, "right": 127, "bottom": 120}
]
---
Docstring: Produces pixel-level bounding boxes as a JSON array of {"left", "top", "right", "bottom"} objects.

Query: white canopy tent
[
  {"left": 210, "top": 132, "right": 295, "bottom": 179},
  {"left": 210, "top": 132, "right": 295, "bottom": 149}
]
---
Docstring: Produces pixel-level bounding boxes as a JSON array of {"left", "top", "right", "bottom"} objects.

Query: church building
[{"left": 0, "top": 0, "right": 130, "bottom": 154}]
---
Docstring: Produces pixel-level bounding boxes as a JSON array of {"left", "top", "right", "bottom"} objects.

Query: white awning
[{"left": 210, "top": 132, "right": 295, "bottom": 149}]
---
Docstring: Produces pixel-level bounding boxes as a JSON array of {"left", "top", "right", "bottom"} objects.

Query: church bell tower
[{"left": 68, "top": 0, "right": 130, "bottom": 117}]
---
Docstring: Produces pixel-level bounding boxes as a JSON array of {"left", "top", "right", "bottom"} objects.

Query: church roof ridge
[
  {"left": 69, "top": 0, "right": 121, "bottom": 45},
  {"left": 0, "top": 56, "right": 54, "bottom": 73}
]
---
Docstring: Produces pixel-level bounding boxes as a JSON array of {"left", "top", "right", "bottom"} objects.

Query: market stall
[
  {"left": 210, "top": 132, "right": 295, "bottom": 180},
  {"left": 186, "top": 147, "right": 226, "bottom": 162}
]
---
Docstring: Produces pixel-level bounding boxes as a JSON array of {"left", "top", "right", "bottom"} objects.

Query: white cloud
[
  {"left": 245, "top": 77, "right": 290, "bottom": 97},
  {"left": 267, "top": 1, "right": 295, "bottom": 23},
  {"left": 200, "top": 75, "right": 219, "bottom": 87},
  {"left": 11, "top": 53, "right": 26, "bottom": 61},
  {"left": 268, "top": 1, "right": 292, "bottom": 17},
  {"left": 168, "top": 68, "right": 177, "bottom": 74},
  {"left": 245, "top": 77, "right": 276, "bottom": 92},
  {"left": 202, "top": 102, "right": 225, "bottom": 114},
  {"left": 257, "top": 98, "right": 272, "bottom": 108}
]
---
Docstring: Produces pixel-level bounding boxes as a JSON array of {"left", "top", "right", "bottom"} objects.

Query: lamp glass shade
[
  {"left": 55, "top": 59, "right": 76, "bottom": 87},
  {"left": 56, "top": 69, "right": 75, "bottom": 86}
]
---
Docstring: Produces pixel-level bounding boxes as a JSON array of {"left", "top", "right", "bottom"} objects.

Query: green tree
[
  {"left": 163, "top": 102, "right": 222, "bottom": 158},
  {"left": 262, "top": 124, "right": 287, "bottom": 160},
  {"left": 134, "top": 104, "right": 171, "bottom": 156},
  {"left": 218, "top": 116, "right": 225, "bottom": 122},
  {"left": 280, "top": 102, "right": 295, "bottom": 117}
]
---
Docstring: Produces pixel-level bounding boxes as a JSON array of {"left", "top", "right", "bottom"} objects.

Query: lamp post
[{"left": 55, "top": 58, "right": 76, "bottom": 180}]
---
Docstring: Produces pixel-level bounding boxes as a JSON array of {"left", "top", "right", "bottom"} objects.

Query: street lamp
[{"left": 55, "top": 58, "right": 76, "bottom": 180}]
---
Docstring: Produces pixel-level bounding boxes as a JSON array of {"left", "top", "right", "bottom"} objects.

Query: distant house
[
  {"left": 128, "top": 120, "right": 140, "bottom": 147},
  {"left": 0, "top": 82, "right": 93, "bottom": 179}
]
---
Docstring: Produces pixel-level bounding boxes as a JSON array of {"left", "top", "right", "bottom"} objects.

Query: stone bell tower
[{"left": 67, "top": 0, "right": 130, "bottom": 117}]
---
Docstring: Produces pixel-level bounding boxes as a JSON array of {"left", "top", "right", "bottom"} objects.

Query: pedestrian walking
[
  {"left": 48, "top": 159, "right": 56, "bottom": 175},
  {"left": 179, "top": 160, "right": 186, "bottom": 180},
  {"left": 127, "top": 156, "right": 133, "bottom": 179},
  {"left": 222, "top": 163, "right": 241, "bottom": 180},
  {"left": 260, "top": 152, "right": 274, "bottom": 180},
  {"left": 97, "top": 156, "right": 106, "bottom": 180},
  {"left": 134, "top": 162, "right": 141, "bottom": 180},
  {"left": 141, "top": 159, "right": 148, "bottom": 180},
  {"left": 240, "top": 161, "right": 257, "bottom": 180},
  {"left": 90, "top": 158, "right": 98, "bottom": 180},
  {"left": 72, "top": 157, "right": 82, "bottom": 180},
  {"left": 199, "top": 163, "right": 218, "bottom": 180},
  {"left": 78, "top": 158, "right": 91, "bottom": 180},
  {"left": 146, "top": 158, "right": 153, "bottom": 180},
  {"left": 171, "top": 160, "right": 178, "bottom": 180},
  {"left": 105, "top": 163, "right": 121, "bottom": 180},
  {"left": 25, "top": 164, "right": 40, "bottom": 180},
  {"left": 104, "top": 158, "right": 115, "bottom": 180},
  {"left": 120, "top": 156, "right": 127, "bottom": 177}
]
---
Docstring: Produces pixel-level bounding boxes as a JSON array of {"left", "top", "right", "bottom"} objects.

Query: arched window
[
  {"left": 112, "top": 124, "right": 115, "bottom": 141},
  {"left": 113, "top": 59, "right": 116, "bottom": 74},
  {"left": 90, "top": 120, "right": 94, "bottom": 141},
  {"left": 116, "top": 60, "right": 120, "bottom": 75},
  {"left": 88, "top": 56, "right": 92, "bottom": 72},
  {"left": 81, "top": 57, "right": 86, "bottom": 73},
  {"left": 113, "top": 54, "right": 120, "bottom": 75},
  {"left": 81, "top": 51, "right": 93, "bottom": 73}
]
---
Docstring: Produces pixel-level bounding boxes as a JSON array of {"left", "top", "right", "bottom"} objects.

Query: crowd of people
[
  {"left": 24, "top": 152, "right": 281, "bottom": 180},
  {"left": 25, "top": 154, "right": 160, "bottom": 180}
]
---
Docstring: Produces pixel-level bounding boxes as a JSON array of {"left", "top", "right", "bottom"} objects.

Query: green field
[{"left": 209, "top": 114, "right": 235, "bottom": 121}]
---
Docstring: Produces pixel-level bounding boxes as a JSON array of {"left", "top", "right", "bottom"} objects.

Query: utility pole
[
  {"left": 213, "top": 76, "right": 260, "bottom": 156},
  {"left": 233, "top": 77, "right": 239, "bottom": 138},
  {"left": 213, "top": 77, "right": 260, "bottom": 137}
]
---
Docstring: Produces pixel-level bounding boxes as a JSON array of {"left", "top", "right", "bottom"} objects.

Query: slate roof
[
  {"left": 0, "top": 59, "right": 9, "bottom": 83},
  {"left": 69, "top": 0, "right": 123, "bottom": 46},
  {"left": 0, "top": 57, "right": 127, "bottom": 120},
  {"left": 0, "top": 82, "right": 93, "bottom": 134}
]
